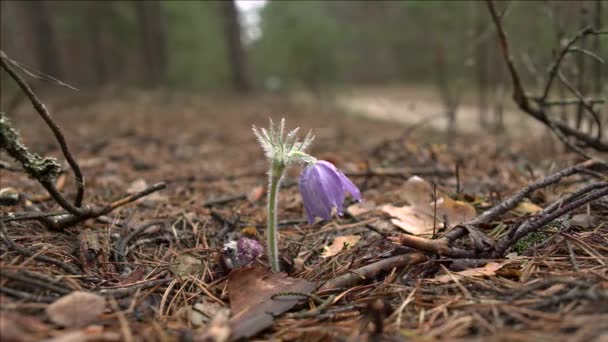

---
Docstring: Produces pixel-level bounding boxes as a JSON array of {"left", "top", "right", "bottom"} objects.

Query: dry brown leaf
[
  {"left": 193, "top": 308, "right": 231, "bottom": 342},
  {"left": 383, "top": 176, "right": 477, "bottom": 236},
  {"left": 432, "top": 262, "right": 508, "bottom": 283},
  {"left": 514, "top": 200, "right": 542, "bottom": 215},
  {"left": 169, "top": 254, "right": 204, "bottom": 277},
  {"left": 247, "top": 186, "right": 265, "bottom": 203},
  {"left": 401, "top": 176, "right": 434, "bottom": 207},
  {"left": 127, "top": 178, "right": 148, "bottom": 194},
  {"left": 46, "top": 292, "right": 106, "bottom": 328},
  {"left": 346, "top": 201, "right": 376, "bottom": 217},
  {"left": 321, "top": 235, "right": 361, "bottom": 258},
  {"left": 228, "top": 265, "right": 314, "bottom": 340},
  {"left": 381, "top": 204, "right": 435, "bottom": 235},
  {"left": 436, "top": 196, "right": 477, "bottom": 225}
]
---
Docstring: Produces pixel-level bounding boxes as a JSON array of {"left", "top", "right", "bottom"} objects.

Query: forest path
[{"left": 331, "top": 85, "right": 548, "bottom": 136}]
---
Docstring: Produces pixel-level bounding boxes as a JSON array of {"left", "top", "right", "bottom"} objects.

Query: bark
[
  {"left": 475, "top": 2, "right": 489, "bottom": 129},
  {"left": 221, "top": 0, "right": 253, "bottom": 93},
  {"left": 592, "top": 1, "right": 603, "bottom": 118},
  {"left": 574, "top": 1, "right": 588, "bottom": 130},
  {"left": 24, "top": 0, "right": 63, "bottom": 78},
  {"left": 86, "top": 1, "right": 107, "bottom": 86}
]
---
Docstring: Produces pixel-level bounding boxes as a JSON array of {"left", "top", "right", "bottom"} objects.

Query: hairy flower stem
[{"left": 267, "top": 161, "right": 285, "bottom": 272}]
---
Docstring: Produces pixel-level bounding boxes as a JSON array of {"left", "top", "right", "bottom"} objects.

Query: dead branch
[
  {"left": 493, "top": 184, "right": 608, "bottom": 256},
  {"left": 1, "top": 50, "right": 85, "bottom": 206},
  {"left": 42, "top": 182, "right": 166, "bottom": 231},
  {"left": 319, "top": 252, "right": 427, "bottom": 292},
  {"left": 485, "top": 1, "right": 608, "bottom": 152},
  {"left": 392, "top": 160, "right": 606, "bottom": 259},
  {"left": 0, "top": 74, "right": 166, "bottom": 231},
  {"left": 443, "top": 159, "right": 601, "bottom": 243}
]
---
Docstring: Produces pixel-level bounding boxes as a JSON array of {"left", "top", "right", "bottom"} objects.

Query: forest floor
[{"left": 1, "top": 87, "right": 607, "bottom": 341}]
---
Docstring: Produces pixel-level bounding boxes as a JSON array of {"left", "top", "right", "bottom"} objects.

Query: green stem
[{"left": 267, "top": 161, "right": 285, "bottom": 272}]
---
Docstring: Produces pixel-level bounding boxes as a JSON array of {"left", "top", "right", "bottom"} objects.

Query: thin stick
[{"left": 1, "top": 51, "right": 85, "bottom": 206}]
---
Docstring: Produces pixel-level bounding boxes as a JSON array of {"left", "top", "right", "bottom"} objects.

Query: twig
[
  {"left": 0, "top": 269, "right": 72, "bottom": 295},
  {"left": 0, "top": 286, "right": 56, "bottom": 303},
  {"left": 97, "top": 278, "right": 173, "bottom": 298},
  {"left": 541, "top": 26, "right": 594, "bottom": 101},
  {"left": 556, "top": 71, "right": 602, "bottom": 141},
  {"left": 493, "top": 185, "right": 608, "bottom": 256},
  {"left": 203, "top": 193, "right": 246, "bottom": 207},
  {"left": 443, "top": 160, "right": 600, "bottom": 243},
  {"left": 43, "top": 182, "right": 167, "bottom": 231},
  {"left": 392, "top": 161, "right": 605, "bottom": 259},
  {"left": 114, "top": 220, "right": 166, "bottom": 272},
  {"left": 346, "top": 167, "right": 453, "bottom": 178},
  {"left": 485, "top": 1, "right": 608, "bottom": 151},
  {"left": 319, "top": 252, "right": 427, "bottom": 292},
  {"left": 1, "top": 50, "right": 85, "bottom": 207}
]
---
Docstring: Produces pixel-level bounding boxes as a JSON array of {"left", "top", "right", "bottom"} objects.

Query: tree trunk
[
  {"left": 24, "top": 0, "right": 63, "bottom": 78},
  {"left": 592, "top": 1, "right": 603, "bottom": 121},
  {"left": 475, "top": 2, "right": 489, "bottom": 129},
  {"left": 221, "top": 0, "right": 253, "bottom": 93},
  {"left": 86, "top": 1, "right": 107, "bottom": 86},
  {"left": 574, "top": 1, "right": 588, "bottom": 130},
  {"left": 135, "top": 0, "right": 168, "bottom": 86},
  {"left": 433, "top": 35, "right": 458, "bottom": 140}
]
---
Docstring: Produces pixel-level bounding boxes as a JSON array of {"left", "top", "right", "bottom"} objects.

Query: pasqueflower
[{"left": 299, "top": 160, "right": 361, "bottom": 224}]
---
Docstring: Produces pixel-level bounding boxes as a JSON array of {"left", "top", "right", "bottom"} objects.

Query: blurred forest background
[{"left": 0, "top": 0, "right": 606, "bottom": 131}]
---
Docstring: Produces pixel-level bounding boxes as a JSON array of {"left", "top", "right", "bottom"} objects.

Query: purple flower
[{"left": 299, "top": 160, "right": 361, "bottom": 224}]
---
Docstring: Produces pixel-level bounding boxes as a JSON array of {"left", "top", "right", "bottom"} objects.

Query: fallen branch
[
  {"left": 392, "top": 161, "right": 606, "bottom": 259},
  {"left": 493, "top": 184, "right": 608, "bottom": 256},
  {"left": 319, "top": 252, "right": 427, "bottom": 292}
]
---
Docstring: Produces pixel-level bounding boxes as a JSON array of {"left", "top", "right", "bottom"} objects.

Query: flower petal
[
  {"left": 299, "top": 165, "right": 332, "bottom": 223},
  {"left": 337, "top": 170, "right": 361, "bottom": 202}
]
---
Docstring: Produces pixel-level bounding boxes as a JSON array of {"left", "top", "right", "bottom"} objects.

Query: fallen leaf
[
  {"left": 381, "top": 204, "right": 435, "bottom": 235},
  {"left": 432, "top": 262, "right": 508, "bottom": 283},
  {"left": 189, "top": 298, "right": 225, "bottom": 328},
  {"left": 127, "top": 178, "right": 148, "bottom": 194},
  {"left": 247, "top": 186, "right": 265, "bottom": 203},
  {"left": 321, "top": 235, "right": 361, "bottom": 258},
  {"left": 228, "top": 265, "right": 314, "bottom": 340},
  {"left": 194, "top": 308, "right": 231, "bottom": 342},
  {"left": 514, "top": 200, "right": 542, "bottom": 215},
  {"left": 435, "top": 196, "right": 477, "bottom": 225},
  {"left": 401, "top": 176, "right": 434, "bottom": 207},
  {"left": 169, "top": 254, "right": 204, "bottom": 277},
  {"left": 46, "top": 292, "right": 106, "bottom": 328},
  {"left": 346, "top": 201, "right": 376, "bottom": 217},
  {"left": 383, "top": 176, "right": 477, "bottom": 236}
]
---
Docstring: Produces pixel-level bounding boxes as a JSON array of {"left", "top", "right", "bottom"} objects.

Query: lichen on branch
[{"left": 0, "top": 112, "right": 62, "bottom": 184}]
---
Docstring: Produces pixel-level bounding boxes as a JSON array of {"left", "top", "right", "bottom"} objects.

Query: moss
[
  {"left": 512, "top": 231, "right": 548, "bottom": 254},
  {"left": 0, "top": 112, "right": 62, "bottom": 183}
]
